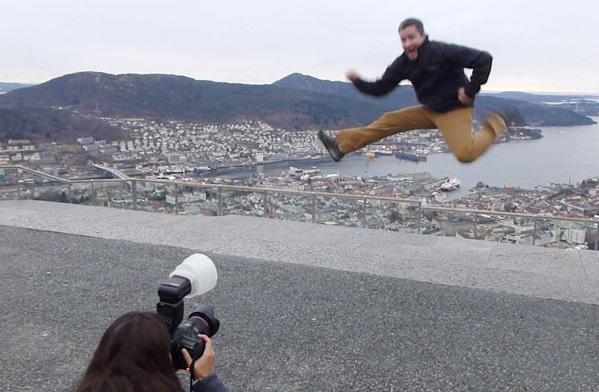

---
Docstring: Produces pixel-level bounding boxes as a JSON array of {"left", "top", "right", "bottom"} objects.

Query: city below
[{"left": 1, "top": 116, "right": 598, "bottom": 251}]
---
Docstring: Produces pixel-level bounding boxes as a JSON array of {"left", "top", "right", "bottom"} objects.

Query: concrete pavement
[{"left": 1, "top": 200, "right": 598, "bottom": 391}]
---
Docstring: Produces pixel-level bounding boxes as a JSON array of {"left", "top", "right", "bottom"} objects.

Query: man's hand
[
  {"left": 182, "top": 334, "right": 216, "bottom": 380},
  {"left": 458, "top": 87, "right": 473, "bottom": 105},
  {"left": 346, "top": 70, "right": 360, "bottom": 83}
]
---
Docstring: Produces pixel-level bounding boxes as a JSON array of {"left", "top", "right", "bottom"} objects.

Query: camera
[{"left": 157, "top": 254, "right": 221, "bottom": 370}]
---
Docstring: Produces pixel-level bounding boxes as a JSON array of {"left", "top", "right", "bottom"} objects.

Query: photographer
[{"left": 76, "top": 311, "right": 229, "bottom": 392}]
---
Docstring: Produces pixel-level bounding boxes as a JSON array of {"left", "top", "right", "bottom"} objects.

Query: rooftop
[{"left": 1, "top": 200, "right": 598, "bottom": 391}]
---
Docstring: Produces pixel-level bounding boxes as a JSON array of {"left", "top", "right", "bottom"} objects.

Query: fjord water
[{"left": 261, "top": 120, "right": 599, "bottom": 199}]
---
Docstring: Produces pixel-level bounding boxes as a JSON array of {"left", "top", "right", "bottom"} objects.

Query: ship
[
  {"left": 374, "top": 148, "right": 394, "bottom": 156},
  {"left": 289, "top": 166, "right": 303, "bottom": 176},
  {"left": 508, "top": 127, "right": 543, "bottom": 140},
  {"left": 395, "top": 151, "right": 420, "bottom": 162},
  {"left": 289, "top": 166, "right": 320, "bottom": 177},
  {"left": 439, "top": 178, "right": 461, "bottom": 192}
]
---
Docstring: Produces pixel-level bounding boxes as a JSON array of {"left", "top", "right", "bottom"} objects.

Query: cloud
[{"left": 2, "top": 0, "right": 598, "bottom": 93}]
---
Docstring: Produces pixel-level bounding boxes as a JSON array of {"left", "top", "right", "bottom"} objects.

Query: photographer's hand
[{"left": 182, "top": 335, "right": 216, "bottom": 380}]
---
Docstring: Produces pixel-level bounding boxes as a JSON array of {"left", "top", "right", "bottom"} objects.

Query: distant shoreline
[{"left": 208, "top": 156, "right": 331, "bottom": 176}]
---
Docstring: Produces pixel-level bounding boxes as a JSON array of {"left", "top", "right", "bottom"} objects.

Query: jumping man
[{"left": 318, "top": 18, "right": 510, "bottom": 163}]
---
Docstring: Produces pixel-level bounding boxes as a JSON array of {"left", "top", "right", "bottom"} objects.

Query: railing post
[
  {"left": 416, "top": 201, "right": 422, "bottom": 233},
  {"left": 217, "top": 186, "right": 223, "bottom": 216},
  {"left": 131, "top": 180, "right": 137, "bottom": 210},
  {"left": 15, "top": 176, "right": 599, "bottom": 250},
  {"left": 174, "top": 183, "right": 179, "bottom": 214},
  {"left": 263, "top": 191, "right": 269, "bottom": 217},
  {"left": 362, "top": 197, "right": 367, "bottom": 228},
  {"left": 311, "top": 193, "right": 316, "bottom": 223}
]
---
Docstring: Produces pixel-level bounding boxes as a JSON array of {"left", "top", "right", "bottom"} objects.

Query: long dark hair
[{"left": 77, "top": 311, "right": 183, "bottom": 392}]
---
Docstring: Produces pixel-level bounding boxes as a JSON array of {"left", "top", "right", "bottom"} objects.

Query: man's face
[{"left": 400, "top": 25, "right": 426, "bottom": 61}]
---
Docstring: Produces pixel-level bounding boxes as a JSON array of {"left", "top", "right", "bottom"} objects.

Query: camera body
[{"left": 157, "top": 255, "right": 220, "bottom": 370}]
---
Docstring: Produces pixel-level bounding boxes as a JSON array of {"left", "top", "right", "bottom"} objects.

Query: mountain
[
  {"left": 472, "top": 96, "right": 594, "bottom": 126},
  {"left": 0, "top": 72, "right": 386, "bottom": 131},
  {"left": 0, "top": 72, "right": 594, "bottom": 142},
  {"left": 0, "top": 82, "right": 32, "bottom": 93},
  {"left": 0, "top": 106, "right": 122, "bottom": 142},
  {"left": 274, "top": 73, "right": 596, "bottom": 127},
  {"left": 273, "top": 73, "right": 419, "bottom": 110},
  {"left": 488, "top": 91, "right": 599, "bottom": 103},
  {"left": 486, "top": 91, "right": 599, "bottom": 117}
]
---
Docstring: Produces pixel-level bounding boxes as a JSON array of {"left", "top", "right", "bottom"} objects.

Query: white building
[
  {"left": 77, "top": 137, "right": 95, "bottom": 144},
  {"left": 564, "top": 228, "right": 586, "bottom": 245},
  {"left": 165, "top": 195, "right": 177, "bottom": 206}
]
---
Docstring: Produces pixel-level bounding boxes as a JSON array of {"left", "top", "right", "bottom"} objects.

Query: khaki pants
[{"left": 337, "top": 105, "right": 506, "bottom": 163}]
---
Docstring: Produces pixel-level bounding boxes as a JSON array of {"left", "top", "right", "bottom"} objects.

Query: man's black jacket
[{"left": 353, "top": 37, "right": 492, "bottom": 113}]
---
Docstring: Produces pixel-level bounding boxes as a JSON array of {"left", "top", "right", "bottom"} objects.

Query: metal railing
[{"left": 2, "top": 164, "right": 598, "bottom": 249}]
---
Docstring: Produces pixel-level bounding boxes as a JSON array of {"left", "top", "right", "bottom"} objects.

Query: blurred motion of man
[{"left": 318, "top": 17, "right": 514, "bottom": 164}]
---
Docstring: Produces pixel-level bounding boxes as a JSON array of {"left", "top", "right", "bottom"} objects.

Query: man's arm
[
  {"left": 347, "top": 60, "right": 405, "bottom": 97},
  {"left": 442, "top": 43, "right": 493, "bottom": 98}
]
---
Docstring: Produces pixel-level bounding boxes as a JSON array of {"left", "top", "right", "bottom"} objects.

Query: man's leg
[
  {"left": 433, "top": 108, "right": 506, "bottom": 163},
  {"left": 336, "top": 106, "right": 436, "bottom": 154}
]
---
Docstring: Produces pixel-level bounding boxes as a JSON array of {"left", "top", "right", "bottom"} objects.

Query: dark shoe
[{"left": 317, "top": 130, "right": 345, "bottom": 162}]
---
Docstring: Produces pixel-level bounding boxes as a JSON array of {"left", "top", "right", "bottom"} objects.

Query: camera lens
[{"left": 170, "top": 317, "right": 208, "bottom": 369}]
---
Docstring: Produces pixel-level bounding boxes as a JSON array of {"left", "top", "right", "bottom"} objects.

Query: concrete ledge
[{"left": 1, "top": 199, "right": 598, "bottom": 305}]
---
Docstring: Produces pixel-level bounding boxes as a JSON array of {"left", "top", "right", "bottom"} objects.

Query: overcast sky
[{"left": 2, "top": 0, "right": 598, "bottom": 93}]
